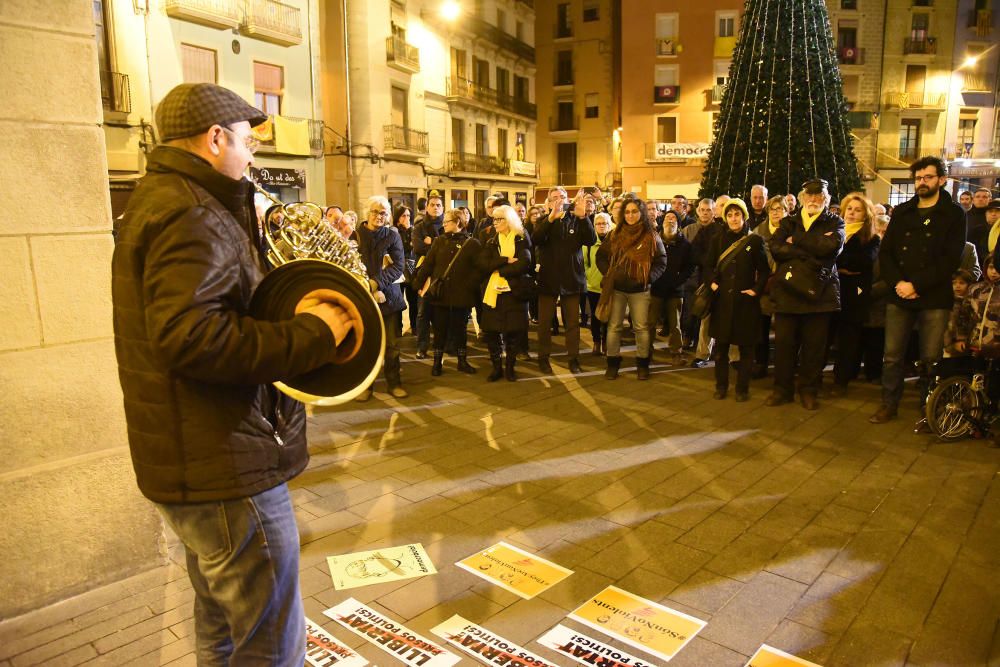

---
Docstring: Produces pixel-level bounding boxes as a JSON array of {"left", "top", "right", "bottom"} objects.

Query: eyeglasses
[
  {"left": 368, "top": 210, "right": 390, "bottom": 218},
  {"left": 914, "top": 174, "right": 939, "bottom": 183},
  {"left": 492, "top": 216, "right": 507, "bottom": 222},
  {"left": 222, "top": 127, "right": 260, "bottom": 154}
]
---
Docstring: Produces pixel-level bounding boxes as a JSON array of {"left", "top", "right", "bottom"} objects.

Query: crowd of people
[{"left": 317, "top": 157, "right": 1000, "bottom": 432}]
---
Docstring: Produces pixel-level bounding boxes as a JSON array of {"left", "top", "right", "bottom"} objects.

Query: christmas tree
[{"left": 700, "top": 0, "right": 863, "bottom": 201}]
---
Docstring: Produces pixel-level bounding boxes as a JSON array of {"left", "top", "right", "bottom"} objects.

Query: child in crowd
[{"left": 943, "top": 269, "right": 977, "bottom": 358}]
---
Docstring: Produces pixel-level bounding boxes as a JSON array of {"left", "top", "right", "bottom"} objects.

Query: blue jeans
[
  {"left": 607, "top": 289, "right": 652, "bottom": 358},
  {"left": 882, "top": 303, "right": 950, "bottom": 408},
  {"left": 156, "top": 484, "right": 305, "bottom": 666}
]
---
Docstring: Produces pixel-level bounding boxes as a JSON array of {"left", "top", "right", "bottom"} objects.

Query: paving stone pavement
[{"left": 2, "top": 331, "right": 999, "bottom": 666}]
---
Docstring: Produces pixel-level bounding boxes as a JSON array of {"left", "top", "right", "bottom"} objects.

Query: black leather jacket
[{"left": 112, "top": 147, "right": 337, "bottom": 503}]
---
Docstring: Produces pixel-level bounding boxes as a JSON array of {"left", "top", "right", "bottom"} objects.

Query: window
[
  {"left": 391, "top": 86, "right": 408, "bottom": 128},
  {"left": 94, "top": 0, "right": 112, "bottom": 74},
  {"left": 655, "top": 65, "right": 678, "bottom": 87},
  {"left": 515, "top": 20, "right": 524, "bottom": 41},
  {"left": 837, "top": 23, "right": 857, "bottom": 49},
  {"left": 181, "top": 44, "right": 217, "bottom": 84},
  {"left": 889, "top": 179, "right": 915, "bottom": 207},
  {"left": 714, "top": 60, "right": 730, "bottom": 87},
  {"left": 451, "top": 48, "right": 467, "bottom": 80},
  {"left": 496, "top": 67, "right": 510, "bottom": 96},
  {"left": 515, "top": 132, "right": 526, "bottom": 160},
  {"left": 556, "top": 100, "right": 575, "bottom": 130},
  {"left": 963, "top": 44, "right": 989, "bottom": 90},
  {"left": 557, "top": 143, "right": 577, "bottom": 183},
  {"left": 497, "top": 128, "right": 509, "bottom": 160},
  {"left": 841, "top": 0, "right": 857, "bottom": 8},
  {"left": 473, "top": 57, "right": 490, "bottom": 87},
  {"left": 514, "top": 75, "right": 529, "bottom": 101},
  {"left": 585, "top": 93, "right": 599, "bottom": 118},
  {"left": 475, "top": 123, "right": 488, "bottom": 155},
  {"left": 655, "top": 13, "right": 678, "bottom": 55},
  {"left": 451, "top": 117, "right": 465, "bottom": 153},
  {"left": 910, "top": 13, "right": 929, "bottom": 41},
  {"left": 496, "top": 9, "right": 506, "bottom": 32},
  {"left": 253, "top": 62, "right": 283, "bottom": 115},
  {"left": 842, "top": 74, "right": 860, "bottom": 103},
  {"left": 718, "top": 13, "right": 736, "bottom": 37},
  {"left": 556, "top": 3, "right": 571, "bottom": 38},
  {"left": 556, "top": 50, "right": 573, "bottom": 86},
  {"left": 656, "top": 116, "right": 677, "bottom": 143},
  {"left": 583, "top": 1, "right": 599, "bottom": 22},
  {"left": 899, "top": 118, "right": 920, "bottom": 161},
  {"left": 957, "top": 118, "right": 977, "bottom": 155}
]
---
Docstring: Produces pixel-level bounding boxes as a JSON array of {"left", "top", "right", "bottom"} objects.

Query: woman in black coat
[
  {"left": 393, "top": 205, "right": 419, "bottom": 337},
  {"left": 478, "top": 205, "right": 533, "bottom": 381},
  {"left": 704, "top": 199, "right": 770, "bottom": 401},
  {"left": 829, "top": 193, "right": 880, "bottom": 395},
  {"left": 650, "top": 209, "right": 695, "bottom": 364},
  {"left": 415, "top": 208, "right": 483, "bottom": 376}
]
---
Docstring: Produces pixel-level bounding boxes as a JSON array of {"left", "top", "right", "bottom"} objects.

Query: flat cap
[
  {"left": 802, "top": 178, "right": 829, "bottom": 194},
  {"left": 987, "top": 199, "right": 1000, "bottom": 211},
  {"left": 155, "top": 83, "right": 268, "bottom": 142}
]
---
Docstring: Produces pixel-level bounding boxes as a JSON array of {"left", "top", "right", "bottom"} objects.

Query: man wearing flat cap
[
  {"left": 112, "top": 83, "right": 360, "bottom": 664},
  {"left": 870, "top": 156, "right": 966, "bottom": 424},
  {"left": 765, "top": 177, "right": 846, "bottom": 410}
]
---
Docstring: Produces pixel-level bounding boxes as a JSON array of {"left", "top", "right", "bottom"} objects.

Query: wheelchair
[{"left": 924, "top": 351, "right": 1000, "bottom": 441}]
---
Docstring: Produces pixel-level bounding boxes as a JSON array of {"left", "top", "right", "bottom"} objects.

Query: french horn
[{"left": 249, "top": 183, "right": 385, "bottom": 405}]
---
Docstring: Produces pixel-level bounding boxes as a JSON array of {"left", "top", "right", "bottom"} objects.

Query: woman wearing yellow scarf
[
  {"left": 479, "top": 205, "right": 533, "bottom": 381},
  {"left": 828, "top": 192, "right": 879, "bottom": 397}
]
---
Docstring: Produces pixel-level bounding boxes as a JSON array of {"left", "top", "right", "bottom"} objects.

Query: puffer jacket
[
  {"left": 112, "top": 147, "right": 337, "bottom": 504},
  {"left": 357, "top": 223, "right": 406, "bottom": 315}
]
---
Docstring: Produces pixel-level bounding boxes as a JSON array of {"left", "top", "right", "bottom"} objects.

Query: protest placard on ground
[
  {"left": 568, "top": 586, "right": 706, "bottom": 663},
  {"left": 304, "top": 617, "right": 368, "bottom": 667},
  {"left": 431, "top": 614, "right": 559, "bottom": 667},
  {"left": 327, "top": 543, "right": 436, "bottom": 590},
  {"left": 455, "top": 541, "right": 573, "bottom": 599},
  {"left": 745, "top": 644, "right": 823, "bottom": 667},
  {"left": 536, "top": 623, "right": 658, "bottom": 667}
]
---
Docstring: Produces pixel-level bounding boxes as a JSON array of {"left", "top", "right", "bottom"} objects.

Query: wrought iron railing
[
  {"left": 242, "top": 0, "right": 302, "bottom": 45},
  {"left": 383, "top": 124, "right": 429, "bottom": 154},
  {"left": 711, "top": 84, "right": 726, "bottom": 104},
  {"left": 255, "top": 115, "right": 324, "bottom": 156},
  {"left": 837, "top": 46, "right": 865, "bottom": 65},
  {"left": 468, "top": 17, "right": 535, "bottom": 61},
  {"left": 549, "top": 115, "right": 579, "bottom": 132},
  {"left": 446, "top": 77, "right": 536, "bottom": 119},
  {"left": 448, "top": 152, "right": 509, "bottom": 175},
  {"left": 883, "top": 91, "right": 946, "bottom": 109},
  {"left": 654, "top": 85, "right": 681, "bottom": 104},
  {"left": 968, "top": 9, "right": 993, "bottom": 36},
  {"left": 903, "top": 37, "right": 936, "bottom": 54},
  {"left": 101, "top": 71, "right": 131, "bottom": 114},
  {"left": 386, "top": 37, "right": 419, "bottom": 71}
]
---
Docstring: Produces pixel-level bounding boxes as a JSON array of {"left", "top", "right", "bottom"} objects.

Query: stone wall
[{"left": 0, "top": 0, "right": 163, "bottom": 619}]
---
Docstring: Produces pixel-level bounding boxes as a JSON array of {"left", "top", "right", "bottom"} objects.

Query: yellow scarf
[
  {"left": 844, "top": 221, "right": 864, "bottom": 241},
  {"left": 989, "top": 222, "right": 1000, "bottom": 254},
  {"left": 801, "top": 208, "right": 822, "bottom": 232},
  {"left": 483, "top": 231, "right": 517, "bottom": 307}
]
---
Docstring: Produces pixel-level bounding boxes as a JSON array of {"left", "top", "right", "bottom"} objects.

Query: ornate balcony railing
[
  {"left": 883, "top": 91, "right": 946, "bottom": 110},
  {"left": 654, "top": 85, "right": 680, "bottom": 104},
  {"left": 549, "top": 115, "right": 579, "bottom": 132},
  {"left": 876, "top": 145, "right": 943, "bottom": 167},
  {"left": 254, "top": 115, "right": 324, "bottom": 156},
  {"left": 968, "top": 9, "right": 993, "bottom": 36},
  {"left": 656, "top": 38, "right": 677, "bottom": 56},
  {"left": 903, "top": 37, "right": 936, "bottom": 55},
  {"left": 837, "top": 46, "right": 865, "bottom": 65},
  {"left": 386, "top": 37, "right": 420, "bottom": 73},
  {"left": 468, "top": 17, "right": 535, "bottom": 62},
  {"left": 448, "top": 152, "right": 509, "bottom": 175},
  {"left": 711, "top": 84, "right": 726, "bottom": 104},
  {"left": 241, "top": 0, "right": 302, "bottom": 46},
  {"left": 100, "top": 71, "right": 131, "bottom": 114},
  {"left": 383, "top": 124, "right": 429, "bottom": 155},
  {"left": 446, "top": 77, "right": 536, "bottom": 119},
  {"left": 164, "top": 0, "right": 240, "bottom": 29}
]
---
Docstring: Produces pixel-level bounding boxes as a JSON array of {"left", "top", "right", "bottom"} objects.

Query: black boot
[
  {"left": 457, "top": 348, "right": 477, "bottom": 374},
  {"left": 487, "top": 343, "right": 503, "bottom": 382},
  {"left": 431, "top": 350, "right": 443, "bottom": 376},
  {"left": 505, "top": 347, "right": 518, "bottom": 381},
  {"left": 637, "top": 356, "right": 650, "bottom": 381},
  {"left": 605, "top": 355, "right": 622, "bottom": 380}
]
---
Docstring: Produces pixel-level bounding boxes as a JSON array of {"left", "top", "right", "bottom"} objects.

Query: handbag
[
  {"left": 692, "top": 236, "right": 751, "bottom": 319},
  {"left": 776, "top": 257, "right": 832, "bottom": 301},
  {"left": 421, "top": 239, "right": 467, "bottom": 301}
]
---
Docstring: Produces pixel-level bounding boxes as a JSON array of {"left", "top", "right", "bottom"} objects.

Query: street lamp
[{"left": 440, "top": 1, "right": 461, "bottom": 21}]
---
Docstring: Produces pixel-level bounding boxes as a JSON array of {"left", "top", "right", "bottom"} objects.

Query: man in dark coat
[
  {"left": 411, "top": 189, "right": 445, "bottom": 357},
  {"left": 966, "top": 187, "right": 992, "bottom": 238},
  {"left": 748, "top": 185, "right": 769, "bottom": 228},
  {"left": 356, "top": 195, "right": 408, "bottom": 401},
  {"left": 765, "top": 178, "right": 846, "bottom": 410},
  {"left": 111, "top": 83, "right": 359, "bottom": 664},
  {"left": 532, "top": 186, "right": 597, "bottom": 374},
  {"left": 650, "top": 213, "right": 694, "bottom": 360},
  {"left": 870, "top": 156, "right": 967, "bottom": 423},
  {"left": 969, "top": 198, "right": 1000, "bottom": 273}
]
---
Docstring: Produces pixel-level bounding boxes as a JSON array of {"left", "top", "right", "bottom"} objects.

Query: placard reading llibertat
[
  {"left": 323, "top": 598, "right": 460, "bottom": 667},
  {"left": 536, "top": 624, "right": 657, "bottom": 667},
  {"left": 430, "top": 614, "right": 560, "bottom": 667},
  {"left": 455, "top": 541, "right": 573, "bottom": 599},
  {"left": 568, "top": 586, "right": 706, "bottom": 663},
  {"left": 327, "top": 543, "right": 436, "bottom": 590},
  {"left": 304, "top": 617, "right": 368, "bottom": 667},
  {"left": 745, "top": 644, "right": 823, "bottom": 667}
]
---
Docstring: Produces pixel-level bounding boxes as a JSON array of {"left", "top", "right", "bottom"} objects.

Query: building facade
[
  {"left": 534, "top": 0, "right": 620, "bottom": 200},
  {"left": 332, "top": 0, "right": 539, "bottom": 217}
]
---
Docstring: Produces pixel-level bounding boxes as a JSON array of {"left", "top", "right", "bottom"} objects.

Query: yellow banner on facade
[
  {"left": 252, "top": 115, "right": 273, "bottom": 142},
  {"left": 455, "top": 541, "right": 573, "bottom": 599},
  {"left": 275, "top": 115, "right": 311, "bottom": 155},
  {"left": 569, "top": 585, "right": 706, "bottom": 663}
]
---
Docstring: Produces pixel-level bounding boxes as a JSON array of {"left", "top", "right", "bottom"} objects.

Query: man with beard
[
  {"left": 412, "top": 190, "right": 445, "bottom": 358},
  {"left": 958, "top": 190, "right": 972, "bottom": 212},
  {"left": 870, "top": 156, "right": 966, "bottom": 423}
]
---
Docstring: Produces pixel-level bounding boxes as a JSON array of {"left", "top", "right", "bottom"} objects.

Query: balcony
[
  {"left": 883, "top": 91, "right": 946, "bottom": 110},
  {"left": 446, "top": 77, "right": 536, "bottom": 120},
  {"left": 383, "top": 125, "right": 429, "bottom": 156},
  {"left": 386, "top": 37, "right": 420, "bottom": 73},
  {"left": 253, "top": 115, "right": 324, "bottom": 157},
  {"left": 962, "top": 72, "right": 990, "bottom": 92},
  {"left": 448, "top": 152, "right": 509, "bottom": 176},
  {"left": 968, "top": 9, "right": 993, "bottom": 37},
  {"left": 164, "top": 0, "right": 239, "bottom": 29},
  {"left": 100, "top": 71, "right": 131, "bottom": 114},
  {"left": 876, "top": 145, "right": 943, "bottom": 168},
  {"left": 549, "top": 115, "right": 579, "bottom": 132},
  {"left": 654, "top": 85, "right": 680, "bottom": 104},
  {"left": 711, "top": 84, "right": 726, "bottom": 104},
  {"left": 903, "top": 37, "right": 937, "bottom": 54},
  {"left": 555, "top": 22, "right": 573, "bottom": 39},
  {"left": 467, "top": 17, "right": 535, "bottom": 62},
  {"left": 837, "top": 46, "right": 865, "bottom": 65},
  {"left": 241, "top": 0, "right": 302, "bottom": 46},
  {"left": 656, "top": 38, "right": 677, "bottom": 56}
]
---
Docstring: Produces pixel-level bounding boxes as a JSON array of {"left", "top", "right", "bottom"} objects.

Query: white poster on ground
[{"left": 430, "top": 614, "right": 560, "bottom": 667}]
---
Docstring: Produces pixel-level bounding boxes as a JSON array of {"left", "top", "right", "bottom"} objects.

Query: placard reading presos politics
[
  {"left": 323, "top": 598, "right": 459, "bottom": 667},
  {"left": 745, "top": 644, "right": 823, "bottom": 667},
  {"left": 327, "top": 543, "right": 436, "bottom": 590},
  {"left": 568, "top": 586, "right": 706, "bottom": 663},
  {"left": 430, "top": 614, "right": 558, "bottom": 667},
  {"left": 456, "top": 541, "right": 573, "bottom": 599},
  {"left": 536, "top": 624, "right": 657, "bottom": 667},
  {"left": 304, "top": 617, "right": 368, "bottom": 667}
]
